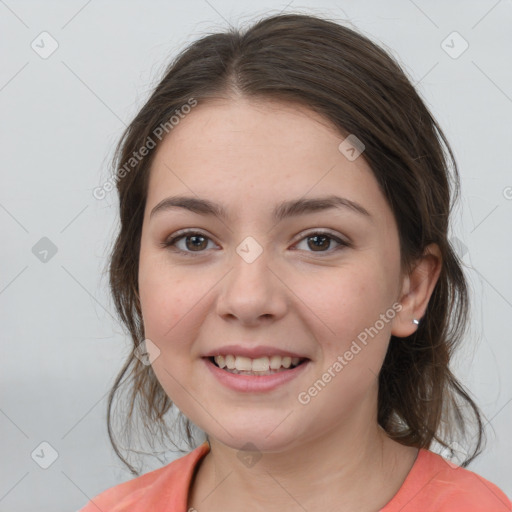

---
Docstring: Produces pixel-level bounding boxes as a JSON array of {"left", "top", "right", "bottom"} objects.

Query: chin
[{"left": 207, "top": 425, "right": 301, "bottom": 454}]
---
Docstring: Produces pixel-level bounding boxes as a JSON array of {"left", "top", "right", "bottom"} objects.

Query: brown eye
[
  {"left": 294, "top": 231, "right": 348, "bottom": 254},
  {"left": 307, "top": 234, "right": 332, "bottom": 251},
  {"left": 161, "top": 229, "right": 349, "bottom": 257},
  {"left": 183, "top": 234, "right": 209, "bottom": 251},
  {"left": 161, "top": 231, "right": 216, "bottom": 256}
]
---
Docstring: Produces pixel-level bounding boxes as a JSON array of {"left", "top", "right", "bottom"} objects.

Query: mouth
[
  {"left": 205, "top": 355, "right": 310, "bottom": 376},
  {"left": 202, "top": 353, "right": 312, "bottom": 392}
]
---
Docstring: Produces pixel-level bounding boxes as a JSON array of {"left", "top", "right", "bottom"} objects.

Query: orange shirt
[{"left": 79, "top": 442, "right": 511, "bottom": 511}]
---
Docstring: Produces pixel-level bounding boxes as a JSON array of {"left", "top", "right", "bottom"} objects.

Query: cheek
[
  {"left": 298, "top": 263, "right": 396, "bottom": 370},
  {"left": 139, "top": 273, "right": 183, "bottom": 337},
  {"left": 138, "top": 265, "right": 202, "bottom": 410},
  {"left": 138, "top": 247, "right": 190, "bottom": 344},
  {"left": 138, "top": 255, "right": 215, "bottom": 358},
  {"left": 305, "top": 263, "right": 390, "bottom": 327}
]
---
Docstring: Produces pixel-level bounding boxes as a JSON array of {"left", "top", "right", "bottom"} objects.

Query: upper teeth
[{"left": 214, "top": 355, "right": 301, "bottom": 371}]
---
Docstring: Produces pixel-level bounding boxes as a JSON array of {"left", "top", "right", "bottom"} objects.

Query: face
[{"left": 138, "top": 97, "right": 406, "bottom": 452}]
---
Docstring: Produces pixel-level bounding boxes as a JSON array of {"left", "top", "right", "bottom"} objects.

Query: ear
[{"left": 391, "top": 243, "right": 443, "bottom": 338}]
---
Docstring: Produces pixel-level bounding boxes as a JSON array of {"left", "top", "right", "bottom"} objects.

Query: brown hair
[{"left": 104, "top": 12, "right": 485, "bottom": 475}]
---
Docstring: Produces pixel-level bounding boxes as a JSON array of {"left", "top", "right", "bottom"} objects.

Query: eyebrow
[{"left": 149, "top": 194, "right": 372, "bottom": 222}]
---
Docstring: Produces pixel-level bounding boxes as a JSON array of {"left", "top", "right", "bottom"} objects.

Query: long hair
[{"left": 103, "top": 12, "right": 484, "bottom": 475}]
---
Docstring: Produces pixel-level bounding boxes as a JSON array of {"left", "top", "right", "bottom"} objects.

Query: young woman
[{"left": 81, "top": 12, "right": 511, "bottom": 512}]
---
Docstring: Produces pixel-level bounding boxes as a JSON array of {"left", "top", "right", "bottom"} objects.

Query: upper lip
[{"left": 202, "top": 345, "right": 310, "bottom": 360}]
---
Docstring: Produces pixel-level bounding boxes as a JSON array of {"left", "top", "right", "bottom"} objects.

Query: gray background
[{"left": 1, "top": 1, "right": 511, "bottom": 510}]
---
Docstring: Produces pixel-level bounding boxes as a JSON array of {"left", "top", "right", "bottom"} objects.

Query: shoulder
[
  {"left": 78, "top": 442, "right": 210, "bottom": 511},
  {"left": 384, "top": 448, "right": 511, "bottom": 512}
]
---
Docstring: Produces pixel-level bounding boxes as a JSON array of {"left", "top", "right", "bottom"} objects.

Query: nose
[{"left": 215, "top": 245, "right": 288, "bottom": 326}]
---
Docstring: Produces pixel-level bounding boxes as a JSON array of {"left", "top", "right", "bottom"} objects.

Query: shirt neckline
[{"left": 183, "top": 443, "right": 429, "bottom": 511}]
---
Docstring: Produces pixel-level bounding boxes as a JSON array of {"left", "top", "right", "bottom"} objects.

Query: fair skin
[{"left": 138, "top": 97, "right": 442, "bottom": 511}]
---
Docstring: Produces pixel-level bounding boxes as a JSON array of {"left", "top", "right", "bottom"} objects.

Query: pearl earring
[{"left": 412, "top": 319, "right": 420, "bottom": 325}]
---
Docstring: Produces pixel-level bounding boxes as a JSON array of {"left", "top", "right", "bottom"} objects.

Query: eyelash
[{"left": 160, "top": 229, "right": 350, "bottom": 257}]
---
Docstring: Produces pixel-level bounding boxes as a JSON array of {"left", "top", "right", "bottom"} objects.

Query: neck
[{"left": 189, "top": 411, "right": 418, "bottom": 512}]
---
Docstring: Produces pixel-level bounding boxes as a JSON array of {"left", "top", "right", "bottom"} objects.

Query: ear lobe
[{"left": 391, "top": 243, "right": 443, "bottom": 338}]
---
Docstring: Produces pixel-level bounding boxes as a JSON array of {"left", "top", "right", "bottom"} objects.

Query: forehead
[
  {"left": 154, "top": 97, "right": 347, "bottom": 160},
  {"left": 145, "top": 97, "right": 389, "bottom": 224}
]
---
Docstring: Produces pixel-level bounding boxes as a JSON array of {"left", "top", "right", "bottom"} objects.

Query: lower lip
[{"left": 203, "top": 357, "right": 311, "bottom": 392}]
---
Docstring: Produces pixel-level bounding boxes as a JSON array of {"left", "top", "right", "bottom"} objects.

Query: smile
[
  {"left": 212, "top": 354, "right": 306, "bottom": 375},
  {"left": 203, "top": 356, "right": 311, "bottom": 392}
]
